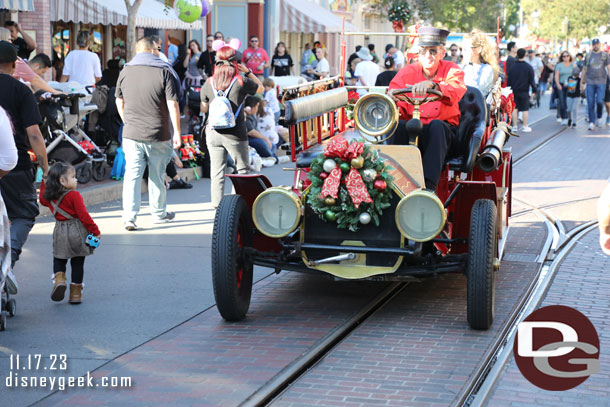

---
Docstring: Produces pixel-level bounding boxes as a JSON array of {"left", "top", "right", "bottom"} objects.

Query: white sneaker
[
  {"left": 278, "top": 155, "right": 291, "bottom": 164},
  {"left": 6, "top": 269, "right": 18, "bottom": 295},
  {"left": 596, "top": 119, "right": 603, "bottom": 127},
  {"left": 560, "top": 119, "right": 568, "bottom": 126},
  {"left": 521, "top": 126, "right": 532, "bottom": 133},
  {"left": 556, "top": 117, "right": 562, "bottom": 123},
  {"left": 588, "top": 123, "right": 595, "bottom": 131},
  {"left": 261, "top": 157, "right": 276, "bottom": 168}
]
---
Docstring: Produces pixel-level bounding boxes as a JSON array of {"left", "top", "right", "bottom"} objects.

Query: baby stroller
[
  {"left": 0, "top": 197, "right": 16, "bottom": 330},
  {"left": 187, "top": 79, "right": 204, "bottom": 136},
  {"left": 37, "top": 85, "right": 107, "bottom": 183},
  {"left": 92, "top": 87, "right": 122, "bottom": 166}
]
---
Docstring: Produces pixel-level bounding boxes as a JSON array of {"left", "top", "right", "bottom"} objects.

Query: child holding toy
[{"left": 39, "top": 162, "right": 100, "bottom": 304}]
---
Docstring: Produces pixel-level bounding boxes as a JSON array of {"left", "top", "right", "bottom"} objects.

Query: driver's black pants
[{"left": 391, "top": 120, "right": 458, "bottom": 191}]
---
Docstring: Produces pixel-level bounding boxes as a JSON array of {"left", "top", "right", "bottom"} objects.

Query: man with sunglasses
[
  {"left": 197, "top": 34, "right": 216, "bottom": 78},
  {"left": 242, "top": 35, "right": 270, "bottom": 78},
  {"left": 389, "top": 27, "right": 467, "bottom": 192},
  {"left": 443, "top": 43, "right": 460, "bottom": 63}
]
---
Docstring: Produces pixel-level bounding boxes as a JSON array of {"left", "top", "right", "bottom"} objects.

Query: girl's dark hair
[
  {"left": 213, "top": 46, "right": 241, "bottom": 91},
  {"left": 43, "top": 162, "right": 73, "bottom": 201},
  {"left": 188, "top": 39, "right": 201, "bottom": 53},
  {"left": 274, "top": 42, "right": 289, "bottom": 56},
  {"left": 384, "top": 56, "right": 395, "bottom": 69}
]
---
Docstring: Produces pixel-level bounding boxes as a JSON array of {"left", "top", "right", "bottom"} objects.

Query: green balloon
[
  {"left": 324, "top": 210, "right": 337, "bottom": 222},
  {"left": 340, "top": 162, "right": 350, "bottom": 173},
  {"left": 174, "top": 0, "right": 203, "bottom": 24}
]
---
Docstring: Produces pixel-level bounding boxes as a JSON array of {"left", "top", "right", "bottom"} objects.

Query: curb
[{"left": 38, "top": 166, "right": 204, "bottom": 218}]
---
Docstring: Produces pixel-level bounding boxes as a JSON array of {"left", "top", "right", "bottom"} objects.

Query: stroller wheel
[
  {"left": 76, "top": 161, "right": 93, "bottom": 184},
  {"left": 92, "top": 162, "right": 107, "bottom": 181},
  {"left": 7, "top": 299, "right": 16, "bottom": 317}
]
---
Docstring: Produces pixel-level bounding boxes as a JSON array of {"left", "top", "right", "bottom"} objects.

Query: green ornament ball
[
  {"left": 340, "top": 162, "right": 351, "bottom": 173},
  {"left": 324, "top": 210, "right": 337, "bottom": 222}
]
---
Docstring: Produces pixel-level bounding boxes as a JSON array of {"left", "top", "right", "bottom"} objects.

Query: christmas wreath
[
  {"left": 307, "top": 137, "right": 394, "bottom": 232},
  {"left": 388, "top": 2, "right": 410, "bottom": 23}
]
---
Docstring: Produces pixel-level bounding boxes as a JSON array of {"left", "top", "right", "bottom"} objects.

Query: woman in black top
[
  {"left": 375, "top": 56, "right": 397, "bottom": 86},
  {"left": 200, "top": 45, "right": 263, "bottom": 207},
  {"left": 271, "top": 42, "right": 294, "bottom": 76}
]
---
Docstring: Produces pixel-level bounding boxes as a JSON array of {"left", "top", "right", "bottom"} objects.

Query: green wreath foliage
[
  {"left": 388, "top": 2, "right": 410, "bottom": 22},
  {"left": 306, "top": 143, "right": 394, "bottom": 232}
]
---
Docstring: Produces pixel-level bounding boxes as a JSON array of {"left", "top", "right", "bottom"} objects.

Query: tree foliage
[
  {"left": 521, "top": 0, "right": 610, "bottom": 40},
  {"left": 370, "top": 0, "right": 518, "bottom": 33}
]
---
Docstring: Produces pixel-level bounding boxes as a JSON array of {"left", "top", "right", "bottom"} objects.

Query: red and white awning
[
  {"left": 280, "top": 0, "right": 355, "bottom": 34},
  {"left": 50, "top": 0, "right": 203, "bottom": 30}
]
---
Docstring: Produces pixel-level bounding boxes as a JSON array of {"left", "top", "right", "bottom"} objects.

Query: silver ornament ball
[
  {"left": 362, "top": 169, "right": 377, "bottom": 182},
  {"left": 323, "top": 159, "right": 337, "bottom": 173},
  {"left": 359, "top": 212, "right": 372, "bottom": 225}
]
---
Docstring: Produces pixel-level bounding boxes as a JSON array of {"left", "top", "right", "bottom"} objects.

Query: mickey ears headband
[{"left": 212, "top": 38, "right": 241, "bottom": 52}]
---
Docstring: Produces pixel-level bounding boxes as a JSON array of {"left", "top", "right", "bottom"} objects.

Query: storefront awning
[
  {"left": 50, "top": 0, "right": 203, "bottom": 30},
  {"left": 280, "top": 0, "right": 355, "bottom": 34},
  {"left": 0, "top": 0, "right": 35, "bottom": 12}
]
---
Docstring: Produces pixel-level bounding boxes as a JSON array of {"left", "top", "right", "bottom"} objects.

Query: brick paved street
[
  {"left": 485, "top": 230, "right": 610, "bottom": 407},
  {"left": 2, "top": 89, "right": 609, "bottom": 406}
]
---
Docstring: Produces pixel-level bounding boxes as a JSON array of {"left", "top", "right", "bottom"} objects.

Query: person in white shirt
[
  {"left": 60, "top": 31, "right": 102, "bottom": 87},
  {"left": 263, "top": 78, "right": 281, "bottom": 123},
  {"left": 0, "top": 106, "right": 17, "bottom": 178},
  {"left": 307, "top": 47, "right": 329, "bottom": 80},
  {"left": 461, "top": 30, "right": 499, "bottom": 100},
  {"left": 354, "top": 47, "right": 380, "bottom": 96},
  {"left": 384, "top": 44, "right": 405, "bottom": 70},
  {"left": 526, "top": 49, "right": 543, "bottom": 84}
]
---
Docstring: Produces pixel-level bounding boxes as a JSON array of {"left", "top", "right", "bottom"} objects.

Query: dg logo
[{"left": 513, "top": 305, "right": 600, "bottom": 391}]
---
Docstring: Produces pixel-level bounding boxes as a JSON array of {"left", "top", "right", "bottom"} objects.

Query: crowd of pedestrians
[{"left": 1, "top": 21, "right": 610, "bottom": 305}]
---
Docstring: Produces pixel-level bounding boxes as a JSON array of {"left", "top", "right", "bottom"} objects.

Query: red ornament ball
[
  {"left": 374, "top": 179, "right": 387, "bottom": 191},
  {"left": 320, "top": 172, "right": 328, "bottom": 179}
]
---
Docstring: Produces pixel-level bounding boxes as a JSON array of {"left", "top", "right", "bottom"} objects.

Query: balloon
[
  {"left": 201, "top": 0, "right": 211, "bottom": 17},
  {"left": 174, "top": 0, "right": 203, "bottom": 24}
]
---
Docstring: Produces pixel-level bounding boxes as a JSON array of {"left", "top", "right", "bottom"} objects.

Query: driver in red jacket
[{"left": 389, "top": 27, "right": 466, "bottom": 191}]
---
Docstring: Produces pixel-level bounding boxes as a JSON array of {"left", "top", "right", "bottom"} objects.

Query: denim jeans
[
  {"left": 122, "top": 138, "right": 172, "bottom": 223},
  {"left": 586, "top": 83, "right": 606, "bottom": 123},
  {"left": 0, "top": 169, "right": 39, "bottom": 268},
  {"left": 538, "top": 81, "right": 548, "bottom": 94},
  {"left": 557, "top": 87, "right": 569, "bottom": 119},
  {"left": 248, "top": 137, "right": 276, "bottom": 158},
  {"left": 566, "top": 97, "right": 578, "bottom": 123}
]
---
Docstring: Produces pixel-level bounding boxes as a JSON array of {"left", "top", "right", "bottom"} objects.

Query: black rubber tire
[
  {"left": 7, "top": 299, "right": 16, "bottom": 317},
  {"left": 92, "top": 162, "right": 107, "bottom": 181},
  {"left": 76, "top": 161, "right": 92, "bottom": 184},
  {"left": 211, "top": 195, "right": 254, "bottom": 321},
  {"left": 467, "top": 199, "right": 497, "bottom": 330}
]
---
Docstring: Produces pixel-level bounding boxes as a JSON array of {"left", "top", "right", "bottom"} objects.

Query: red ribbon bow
[
  {"left": 323, "top": 137, "right": 364, "bottom": 160},
  {"left": 320, "top": 137, "right": 372, "bottom": 209}
]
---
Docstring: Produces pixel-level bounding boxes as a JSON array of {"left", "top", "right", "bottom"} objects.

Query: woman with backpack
[{"left": 200, "top": 40, "right": 263, "bottom": 208}]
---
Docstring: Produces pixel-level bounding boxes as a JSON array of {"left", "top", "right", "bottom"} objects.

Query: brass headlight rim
[
  {"left": 252, "top": 187, "right": 302, "bottom": 238},
  {"left": 353, "top": 93, "right": 399, "bottom": 138},
  {"left": 395, "top": 189, "right": 447, "bottom": 242}
]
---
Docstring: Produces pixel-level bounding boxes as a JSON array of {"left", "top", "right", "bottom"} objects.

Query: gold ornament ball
[
  {"left": 350, "top": 156, "right": 364, "bottom": 169},
  {"left": 325, "top": 197, "right": 336, "bottom": 206}
]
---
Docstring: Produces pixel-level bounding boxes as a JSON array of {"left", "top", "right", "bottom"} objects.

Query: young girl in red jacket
[{"left": 39, "top": 162, "right": 100, "bottom": 304}]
